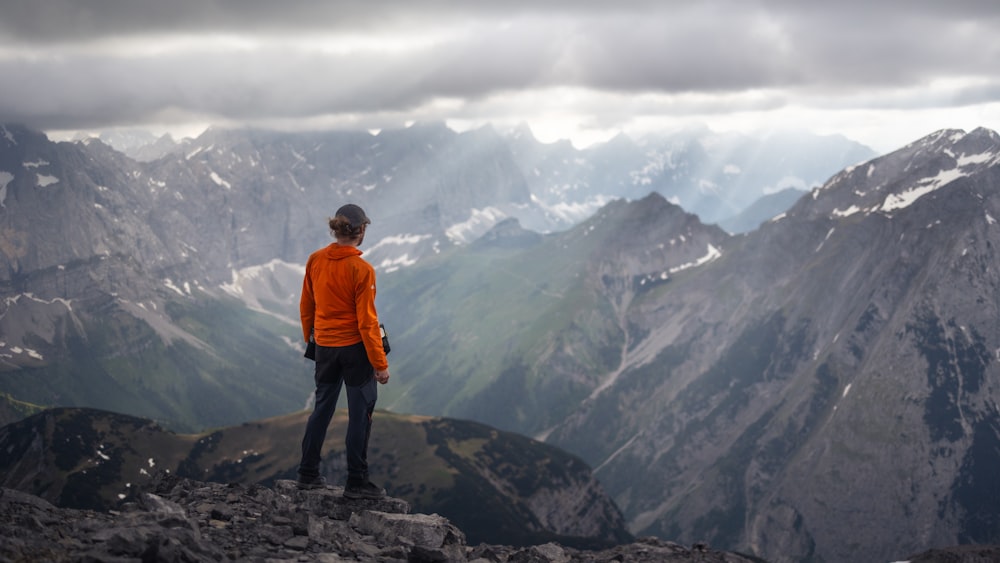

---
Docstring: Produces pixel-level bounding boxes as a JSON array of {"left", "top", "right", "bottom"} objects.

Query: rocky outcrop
[
  {"left": 0, "top": 407, "right": 634, "bottom": 549},
  {"left": 0, "top": 473, "right": 761, "bottom": 562}
]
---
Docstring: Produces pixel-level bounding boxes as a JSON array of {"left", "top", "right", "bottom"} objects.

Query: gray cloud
[
  {"left": 1, "top": 1, "right": 998, "bottom": 147},
  {"left": 3, "top": 1, "right": 997, "bottom": 41}
]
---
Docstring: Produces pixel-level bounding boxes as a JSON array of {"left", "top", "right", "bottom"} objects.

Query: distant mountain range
[
  {"left": 0, "top": 121, "right": 869, "bottom": 432},
  {"left": 4, "top": 120, "right": 998, "bottom": 561}
]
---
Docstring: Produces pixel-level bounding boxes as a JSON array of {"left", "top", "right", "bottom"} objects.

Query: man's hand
[{"left": 375, "top": 369, "right": 390, "bottom": 384}]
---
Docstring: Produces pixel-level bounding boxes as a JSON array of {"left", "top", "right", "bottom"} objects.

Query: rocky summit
[{"left": 0, "top": 472, "right": 761, "bottom": 563}]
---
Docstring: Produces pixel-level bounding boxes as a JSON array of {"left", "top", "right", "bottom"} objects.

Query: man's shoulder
[{"left": 351, "top": 256, "right": 376, "bottom": 275}]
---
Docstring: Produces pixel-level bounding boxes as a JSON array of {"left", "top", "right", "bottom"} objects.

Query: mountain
[
  {"left": 0, "top": 406, "right": 632, "bottom": 549},
  {"left": 369, "top": 128, "right": 1000, "bottom": 562},
  {"left": 86, "top": 129, "right": 187, "bottom": 162},
  {"left": 545, "top": 128, "right": 1000, "bottom": 562},
  {"left": 717, "top": 187, "right": 807, "bottom": 234},
  {"left": 0, "top": 119, "right": 933, "bottom": 561},
  {"left": 0, "top": 121, "right": 868, "bottom": 432},
  {"left": 504, "top": 124, "right": 873, "bottom": 232},
  {"left": 376, "top": 193, "right": 731, "bottom": 436},
  {"left": 0, "top": 122, "right": 538, "bottom": 431}
]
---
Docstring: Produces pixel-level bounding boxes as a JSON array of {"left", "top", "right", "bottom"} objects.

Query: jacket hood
[{"left": 323, "top": 243, "right": 363, "bottom": 260}]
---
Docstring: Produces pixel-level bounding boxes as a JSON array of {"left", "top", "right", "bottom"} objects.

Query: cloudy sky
[{"left": 1, "top": 1, "right": 999, "bottom": 153}]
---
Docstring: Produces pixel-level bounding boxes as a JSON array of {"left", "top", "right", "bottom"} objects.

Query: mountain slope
[
  {"left": 0, "top": 123, "right": 537, "bottom": 430},
  {"left": 543, "top": 128, "right": 1000, "bottom": 562},
  {"left": 376, "top": 193, "right": 731, "bottom": 435},
  {"left": 717, "top": 187, "right": 806, "bottom": 233},
  {"left": 0, "top": 406, "right": 632, "bottom": 548},
  {"left": 364, "top": 127, "right": 1000, "bottom": 562}
]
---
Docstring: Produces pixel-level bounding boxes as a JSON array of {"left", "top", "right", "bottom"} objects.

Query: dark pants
[{"left": 298, "top": 341, "right": 377, "bottom": 485}]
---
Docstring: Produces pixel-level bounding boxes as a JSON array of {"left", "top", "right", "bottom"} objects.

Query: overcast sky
[{"left": 1, "top": 1, "right": 999, "bottom": 153}]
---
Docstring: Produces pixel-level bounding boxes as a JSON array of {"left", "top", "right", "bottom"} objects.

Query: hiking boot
[
  {"left": 343, "top": 480, "right": 386, "bottom": 500},
  {"left": 296, "top": 475, "right": 329, "bottom": 490}
]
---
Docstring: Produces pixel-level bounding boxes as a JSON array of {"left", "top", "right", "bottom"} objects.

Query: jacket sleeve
[
  {"left": 300, "top": 258, "right": 316, "bottom": 343},
  {"left": 355, "top": 265, "right": 388, "bottom": 371}
]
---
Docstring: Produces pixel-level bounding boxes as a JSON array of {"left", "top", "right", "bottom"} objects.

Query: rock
[
  {"left": 350, "top": 511, "right": 466, "bottom": 561},
  {"left": 0, "top": 474, "right": 765, "bottom": 562},
  {"left": 904, "top": 545, "right": 1000, "bottom": 563}
]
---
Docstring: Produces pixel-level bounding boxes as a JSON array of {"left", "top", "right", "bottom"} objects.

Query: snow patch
[
  {"left": 3, "top": 293, "right": 74, "bottom": 313},
  {"left": 880, "top": 166, "right": 967, "bottom": 213},
  {"left": 220, "top": 259, "right": 303, "bottom": 298},
  {"left": 366, "top": 233, "right": 432, "bottom": 255},
  {"left": 534, "top": 194, "right": 613, "bottom": 225},
  {"left": 218, "top": 260, "right": 303, "bottom": 325},
  {"left": 378, "top": 254, "right": 419, "bottom": 273},
  {"left": 445, "top": 207, "right": 506, "bottom": 244},
  {"left": 669, "top": 244, "right": 722, "bottom": 274},
  {"left": 638, "top": 271, "right": 671, "bottom": 286},
  {"left": 816, "top": 228, "right": 836, "bottom": 253},
  {"left": 209, "top": 171, "right": 231, "bottom": 189},
  {"left": 4, "top": 345, "right": 44, "bottom": 361},
  {"left": 163, "top": 278, "right": 189, "bottom": 296},
  {"left": 630, "top": 148, "right": 675, "bottom": 186},
  {"left": 957, "top": 151, "right": 995, "bottom": 167},
  {"left": 831, "top": 205, "right": 862, "bottom": 218},
  {"left": 0, "top": 170, "right": 12, "bottom": 208},
  {"left": 36, "top": 174, "right": 59, "bottom": 187}
]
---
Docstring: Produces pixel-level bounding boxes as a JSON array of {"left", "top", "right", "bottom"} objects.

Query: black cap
[{"left": 335, "top": 204, "right": 371, "bottom": 229}]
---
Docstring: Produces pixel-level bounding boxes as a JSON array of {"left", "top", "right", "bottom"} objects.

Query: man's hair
[
  {"left": 329, "top": 203, "right": 370, "bottom": 239},
  {"left": 329, "top": 215, "right": 366, "bottom": 239}
]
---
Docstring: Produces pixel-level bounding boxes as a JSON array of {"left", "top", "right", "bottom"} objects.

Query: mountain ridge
[
  {"left": 1, "top": 469, "right": 770, "bottom": 563},
  {"left": 365, "top": 127, "right": 1000, "bottom": 562},
  {"left": 544, "top": 127, "right": 1000, "bottom": 561},
  {"left": 0, "top": 406, "right": 632, "bottom": 549}
]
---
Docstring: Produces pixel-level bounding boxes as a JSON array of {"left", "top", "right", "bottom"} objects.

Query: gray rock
[{"left": 0, "top": 476, "right": 763, "bottom": 562}]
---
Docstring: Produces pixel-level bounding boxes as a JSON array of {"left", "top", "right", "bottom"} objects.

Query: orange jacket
[{"left": 300, "top": 243, "right": 388, "bottom": 371}]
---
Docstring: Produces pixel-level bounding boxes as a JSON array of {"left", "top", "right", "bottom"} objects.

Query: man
[{"left": 297, "top": 203, "right": 390, "bottom": 499}]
